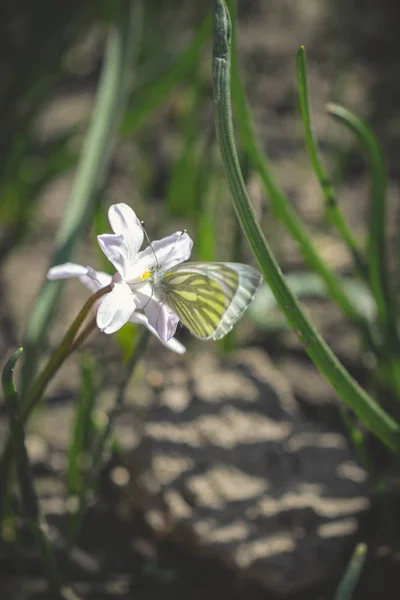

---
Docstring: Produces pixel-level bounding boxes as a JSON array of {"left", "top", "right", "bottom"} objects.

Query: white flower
[
  {"left": 47, "top": 263, "right": 186, "bottom": 354},
  {"left": 96, "top": 203, "right": 192, "bottom": 338},
  {"left": 47, "top": 203, "right": 192, "bottom": 354}
]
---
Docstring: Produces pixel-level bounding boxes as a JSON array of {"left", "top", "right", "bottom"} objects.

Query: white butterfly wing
[{"left": 163, "top": 262, "right": 262, "bottom": 340}]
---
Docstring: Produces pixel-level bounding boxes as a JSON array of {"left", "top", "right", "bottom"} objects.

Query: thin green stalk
[
  {"left": 65, "top": 329, "right": 150, "bottom": 562},
  {"left": 24, "top": 287, "right": 111, "bottom": 419},
  {"left": 64, "top": 316, "right": 98, "bottom": 359},
  {"left": 67, "top": 355, "right": 97, "bottom": 495},
  {"left": 340, "top": 407, "right": 381, "bottom": 492},
  {"left": 212, "top": 0, "right": 400, "bottom": 452},
  {"left": 327, "top": 103, "right": 397, "bottom": 346},
  {"left": 20, "top": 0, "right": 141, "bottom": 406},
  {"left": 334, "top": 543, "right": 367, "bottom": 600},
  {"left": 113, "top": 328, "right": 151, "bottom": 409},
  {"left": 226, "top": 1, "right": 363, "bottom": 328},
  {"left": 166, "top": 76, "right": 206, "bottom": 218},
  {"left": 2, "top": 349, "right": 64, "bottom": 597},
  {"left": 296, "top": 46, "right": 368, "bottom": 281},
  {"left": 0, "top": 287, "right": 109, "bottom": 531}
]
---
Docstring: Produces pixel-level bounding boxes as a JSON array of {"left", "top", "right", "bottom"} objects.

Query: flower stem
[
  {"left": 212, "top": 0, "right": 400, "bottom": 452},
  {"left": 24, "top": 286, "right": 111, "bottom": 420},
  {"left": 0, "top": 287, "right": 110, "bottom": 532}
]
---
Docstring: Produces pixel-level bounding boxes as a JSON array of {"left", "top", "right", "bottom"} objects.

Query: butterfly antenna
[
  {"left": 155, "top": 300, "right": 165, "bottom": 334},
  {"left": 141, "top": 220, "right": 159, "bottom": 269},
  {"left": 160, "top": 229, "right": 187, "bottom": 269},
  {"left": 134, "top": 221, "right": 156, "bottom": 310},
  {"left": 141, "top": 285, "right": 154, "bottom": 310}
]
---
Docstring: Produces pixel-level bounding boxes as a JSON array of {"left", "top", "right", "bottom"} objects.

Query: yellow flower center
[{"left": 139, "top": 270, "right": 151, "bottom": 281}]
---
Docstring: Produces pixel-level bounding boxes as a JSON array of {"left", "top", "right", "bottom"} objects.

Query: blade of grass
[
  {"left": 192, "top": 125, "right": 218, "bottom": 261},
  {"left": 65, "top": 329, "right": 150, "bottom": 564},
  {"left": 67, "top": 355, "right": 97, "bottom": 495},
  {"left": 196, "top": 173, "right": 217, "bottom": 261},
  {"left": 19, "top": 0, "right": 142, "bottom": 406},
  {"left": 0, "top": 286, "right": 110, "bottom": 531},
  {"left": 327, "top": 103, "right": 397, "bottom": 348},
  {"left": 2, "top": 349, "right": 64, "bottom": 597},
  {"left": 339, "top": 407, "right": 383, "bottom": 492},
  {"left": 296, "top": 47, "right": 368, "bottom": 281},
  {"left": 24, "top": 286, "right": 111, "bottom": 419},
  {"left": 212, "top": 0, "right": 400, "bottom": 452},
  {"left": 121, "top": 14, "right": 211, "bottom": 135},
  {"left": 334, "top": 543, "right": 367, "bottom": 600},
  {"left": 225, "top": 1, "right": 364, "bottom": 330},
  {"left": 166, "top": 82, "right": 205, "bottom": 218}
]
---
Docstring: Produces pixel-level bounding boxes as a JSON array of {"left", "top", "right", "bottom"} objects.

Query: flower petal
[
  {"left": 134, "top": 281, "right": 153, "bottom": 309},
  {"left": 154, "top": 231, "right": 193, "bottom": 270},
  {"left": 128, "top": 231, "right": 193, "bottom": 280},
  {"left": 108, "top": 203, "right": 144, "bottom": 261},
  {"left": 144, "top": 298, "right": 179, "bottom": 342},
  {"left": 97, "top": 233, "right": 129, "bottom": 277},
  {"left": 79, "top": 268, "right": 112, "bottom": 293},
  {"left": 47, "top": 262, "right": 88, "bottom": 280},
  {"left": 47, "top": 263, "right": 112, "bottom": 292},
  {"left": 130, "top": 312, "right": 186, "bottom": 354},
  {"left": 96, "top": 281, "right": 135, "bottom": 334},
  {"left": 163, "top": 336, "right": 186, "bottom": 355}
]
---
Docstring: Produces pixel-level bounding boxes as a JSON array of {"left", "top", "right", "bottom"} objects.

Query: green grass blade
[
  {"left": 226, "top": 2, "right": 363, "bottom": 328},
  {"left": 121, "top": 14, "right": 211, "bottom": 135},
  {"left": 296, "top": 46, "right": 334, "bottom": 202},
  {"left": 166, "top": 85, "right": 205, "bottom": 218},
  {"left": 2, "top": 349, "right": 64, "bottom": 595},
  {"left": 212, "top": 0, "right": 400, "bottom": 452},
  {"left": 334, "top": 543, "right": 367, "bottom": 600},
  {"left": 65, "top": 329, "right": 150, "bottom": 562},
  {"left": 296, "top": 47, "right": 368, "bottom": 281},
  {"left": 24, "top": 286, "right": 111, "bottom": 419},
  {"left": 196, "top": 185, "right": 216, "bottom": 261},
  {"left": 193, "top": 127, "right": 218, "bottom": 261},
  {"left": 67, "top": 355, "right": 97, "bottom": 495},
  {"left": 20, "top": 0, "right": 142, "bottom": 405},
  {"left": 0, "top": 286, "right": 108, "bottom": 532},
  {"left": 2, "top": 350, "right": 38, "bottom": 520},
  {"left": 327, "top": 103, "right": 397, "bottom": 344}
]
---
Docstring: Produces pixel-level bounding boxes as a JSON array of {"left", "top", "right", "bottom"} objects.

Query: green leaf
[
  {"left": 2, "top": 348, "right": 64, "bottom": 595},
  {"left": 212, "top": 0, "right": 400, "bottom": 452},
  {"left": 226, "top": 2, "right": 363, "bottom": 328},
  {"left": 327, "top": 103, "right": 397, "bottom": 348},
  {"left": 67, "top": 355, "right": 97, "bottom": 495},
  {"left": 166, "top": 87, "right": 205, "bottom": 218},
  {"left": 296, "top": 47, "right": 367, "bottom": 281},
  {"left": 334, "top": 543, "right": 367, "bottom": 600}
]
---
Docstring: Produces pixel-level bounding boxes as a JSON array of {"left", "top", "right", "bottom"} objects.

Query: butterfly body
[{"left": 150, "top": 262, "right": 262, "bottom": 340}]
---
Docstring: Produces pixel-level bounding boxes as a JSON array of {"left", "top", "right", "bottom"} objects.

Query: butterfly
[{"left": 151, "top": 262, "right": 262, "bottom": 340}]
